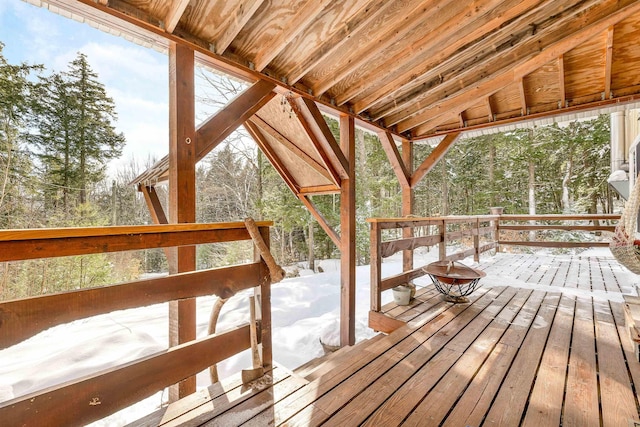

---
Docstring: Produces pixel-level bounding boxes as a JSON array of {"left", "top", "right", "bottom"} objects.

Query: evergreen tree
[
  {"left": 29, "top": 53, "right": 125, "bottom": 215},
  {"left": 0, "top": 43, "right": 41, "bottom": 228}
]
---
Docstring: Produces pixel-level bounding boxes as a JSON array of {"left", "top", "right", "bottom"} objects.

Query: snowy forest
[{"left": 0, "top": 43, "right": 615, "bottom": 300}]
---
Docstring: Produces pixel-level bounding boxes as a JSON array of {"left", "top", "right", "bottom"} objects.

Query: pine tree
[{"left": 29, "top": 53, "right": 125, "bottom": 214}]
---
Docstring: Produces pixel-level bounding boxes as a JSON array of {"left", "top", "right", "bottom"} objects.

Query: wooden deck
[{"left": 132, "top": 253, "right": 640, "bottom": 426}]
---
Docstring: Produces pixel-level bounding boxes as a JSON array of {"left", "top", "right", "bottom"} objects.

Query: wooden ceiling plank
[
  {"left": 558, "top": 55, "right": 566, "bottom": 108},
  {"left": 214, "top": 0, "right": 266, "bottom": 55},
  {"left": 250, "top": 115, "right": 334, "bottom": 181},
  {"left": 195, "top": 80, "right": 275, "bottom": 159},
  {"left": 353, "top": 0, "right": 544, "bottom": 116},
  {"left": 410, "top": 133, "right": 461, "bottom": 188},
  {"left": 311, "top": 0, "right": 454, "bottom": 97},
  {"left": 341, "top": 0, "right": 513, "bottom": 109},
  {"left": 253, "top": 0, "right": 332, "bottom": 72},
  {"left": 385, "top": 0, "right": 590, "bottom": 128},
  {"left": 298, "top": 195, "right": 341, "bottom": 247},
  {"left": 164, "top": 0, "right": 190, "bottom": 33},
  {"left": 397, "top": 0, "right": 640, "bottom": 135},
  {"left": 519, "top": 77, "right": 528, "bottom": 115},
  {"left": 605, "top": 26, "right": 614, "bottom": 99},
  {"left": 289, "top": 96, "right": 349, "bottom": 180},
  {"left": 285, "top": 0, "right": 390, "bottom": 85},
  {"left": 244, "top": 120, "right": 300, "bottom": 195},
  {"left": 377, "top": 131, "right": 410, "bottom": 189}
]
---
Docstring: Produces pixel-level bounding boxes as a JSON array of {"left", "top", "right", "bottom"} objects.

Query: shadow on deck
[{"left": 132, "top": 253, "right": 640, "bottom": 426}]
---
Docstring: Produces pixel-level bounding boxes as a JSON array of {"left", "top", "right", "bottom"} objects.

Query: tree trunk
[
  {"left": 561, "top": 155, "right": 572, "bottom": 213},
  {"left": 441, "top": 160, "right": 449, "bottom": 215},
  {"left": 528, "top": 160, "right": 536, "bottom": 241},
  {"left": 308, "top": 220, "right": 315, "bottom": 271},
  {"left": 488, "top": 138, "right": 496, "bottom": 207}
]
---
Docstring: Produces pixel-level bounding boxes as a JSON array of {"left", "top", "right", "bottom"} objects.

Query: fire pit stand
[{"left": 424, "top": 260, "right": 486, "bottom": 303}]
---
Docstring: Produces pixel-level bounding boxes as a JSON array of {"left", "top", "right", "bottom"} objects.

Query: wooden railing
[
  {"left": 497, "top": 214, "right": 620, "bottom": 248},
  {"left": 367, "top": 213, "right": 619, "bottom": 333},
  {"left": 0, "top": 222, "right": 273, "bottom": 426}
]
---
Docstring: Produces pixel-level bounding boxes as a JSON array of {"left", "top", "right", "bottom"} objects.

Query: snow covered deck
[{"left": 132, "top": 252, "right": 640, "bottom": 426}]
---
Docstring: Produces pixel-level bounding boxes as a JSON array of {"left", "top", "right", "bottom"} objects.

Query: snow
[{"left": 2, "top": 247, "right": 634, "bottom": 425}]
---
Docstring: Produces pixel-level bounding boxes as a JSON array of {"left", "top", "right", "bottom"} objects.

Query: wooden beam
[
  {"left": 0, "top": 224, "right": 264, "bottom": 262},
  {"left": 289, "top": 96, "right": 349, "bottom": 180},
  {"left": 164, "top": 0, "right": 190, "bottom": 33},
  {"left": 519, "top": 77, "right": 528, "bottom": 115},
  {"left": 393, "top": 0, "right": 593, "bottom": 131},
  {"left": 407, "top": 0, "right": 640, "bottom": 136},
  {"left": 311, "top": 0, "right": 451, "bottom": 97},
  {"left": 298, "top": 185, "right": 340, "bottom": 195},
  {"left": 286, "top": 0, "right": 390, "bottom": 84},
  {"left": 0, "top": 263, "right": 264, "bottom": 349},
  {"left": 485, "top": 97, "right": 494, "bottom": 121},
  {"left": 0, "top": 325, "right": 251, "bottom": 427},
  {"left": 214, "top": 0, "right": 265, "bottom": 55},
  {"left": 195, "top": 80, "right": 276, "bottom": 159},
  {"left": 351, "top": 0, "right": 539, "bottom": 115},
  {"left": 244, "top": 120, "right": 300, "bottom": 195},
  {"left": 168, "top": 42, "right": 196, "bottom": 400},
  {"left": 339, "top": 114, "right": 356, "bottom": 347},
  {"left": 377, "top": 131, "right": 410, "bottom": 189},
  {"left": 402, "top": 139, "right": 414, "bottom": 273},
  {"left": 411, "top": 133, "right": 460, "bottom": 187},
  {"left": 605, "top": 26, "right": 614, "bottom": 99},
  {"left": 253, "top": 0, "right": 332, "bottom": 72},
  {"left": 558, "top": 55, "right": 566, "bottom": 108},
  {"left": 140, "top": 185, "right": 168, "bottom": 225},
  {"left": 298, "top": 195, "right": 340, "bottom": 247},
  {"left": 250, "top": 115, "right": 334, "bottom": 182}
]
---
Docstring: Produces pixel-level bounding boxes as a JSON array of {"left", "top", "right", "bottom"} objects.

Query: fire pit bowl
[{"left": 424, "top": 260, "right": 486, "bottom": 303}]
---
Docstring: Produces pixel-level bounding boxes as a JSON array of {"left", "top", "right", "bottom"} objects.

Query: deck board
[{"left": 132, "top": 253, "right": 640, "bottom": 427}]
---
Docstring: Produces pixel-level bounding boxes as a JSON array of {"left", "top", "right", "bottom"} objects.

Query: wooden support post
[
  {"left": 168, "top": 42, "right": 196, "bottom": 401},
  {"left": 255, "top": 226, "right": 272, "bottom": 371},
  {"left": 401, "top": 139, "right": 414, "bottom": 272},
  {"left": 370, "top": 221, "right": 382, "bottom": 313},
  {"left": 439, "top": 219, "right": 446, "bottom": 261},
  {"left": 340, "top": 114, "right": 356, "bottom": 347},
  {"left": 473, "top": 218, "right": 480, "bottom": 263}
]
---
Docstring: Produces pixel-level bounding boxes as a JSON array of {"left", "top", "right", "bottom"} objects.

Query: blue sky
[{"left": 0, "top": 0, "right": 171, "bottom": 174}]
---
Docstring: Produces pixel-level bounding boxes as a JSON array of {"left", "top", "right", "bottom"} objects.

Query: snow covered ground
[{"left": 1, "top": 247, "right": 635, "bottom": 425}]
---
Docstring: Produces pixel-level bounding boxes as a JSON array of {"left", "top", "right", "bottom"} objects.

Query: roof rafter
[
  {"left": 384, "top": 0, "right": 591, "bottom": 128},
  {"left": 164, "top": 0, "right": 190, "bottom": 33},
  {"left": 214, "top": 0, "right": 265, "bottom": 55},
  {"left": 558, "top": 55, "right": 566, "bottom": 108},
  {"left": 604, "top": 26, "right": 614, "bottom": 99},
  {"left": 311, "top": 0, "right": 450, "bottom": 97},
  {"left": 401, "top": 0, "right": 640, "bottom": 136},
  {"left": 253, "top": 0, "right": 332, "bottom": 72},
  {"left": 289, "top": 96, "right": 349, "bottom": 181},
  {"left": 285, "top": 0, "right": 389, "bottom": 85},
  {"left": 350, "top": 0, "right": 542, "bottom": 115}
]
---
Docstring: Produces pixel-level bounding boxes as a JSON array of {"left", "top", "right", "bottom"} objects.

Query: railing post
[
  {"left": 256, "top": 225, "right": 272, "bottom": 371},
  {"left": 370, "top": 221, "right": 382, "bottom": 312},
  {"left": 439, "top": 219, "right": 446, "bottom": 261},
  {"left": 474, "top": 217, "right": 480, "bottom": 263}
]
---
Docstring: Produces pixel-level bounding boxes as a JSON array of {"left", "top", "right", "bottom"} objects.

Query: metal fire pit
[{"left": 424, "top": 260, "right": 486, "bottom": 303}]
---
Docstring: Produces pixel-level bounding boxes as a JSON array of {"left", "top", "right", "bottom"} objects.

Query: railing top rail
[
  {"left": 366, "top": 215, "right": 498, "bottom": 224},
  {"left": 499, "top": 214, "right": 620, "bottom": 221},
  {"left": 0, "top": 221, "right": 274, "bottom": 242}
]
